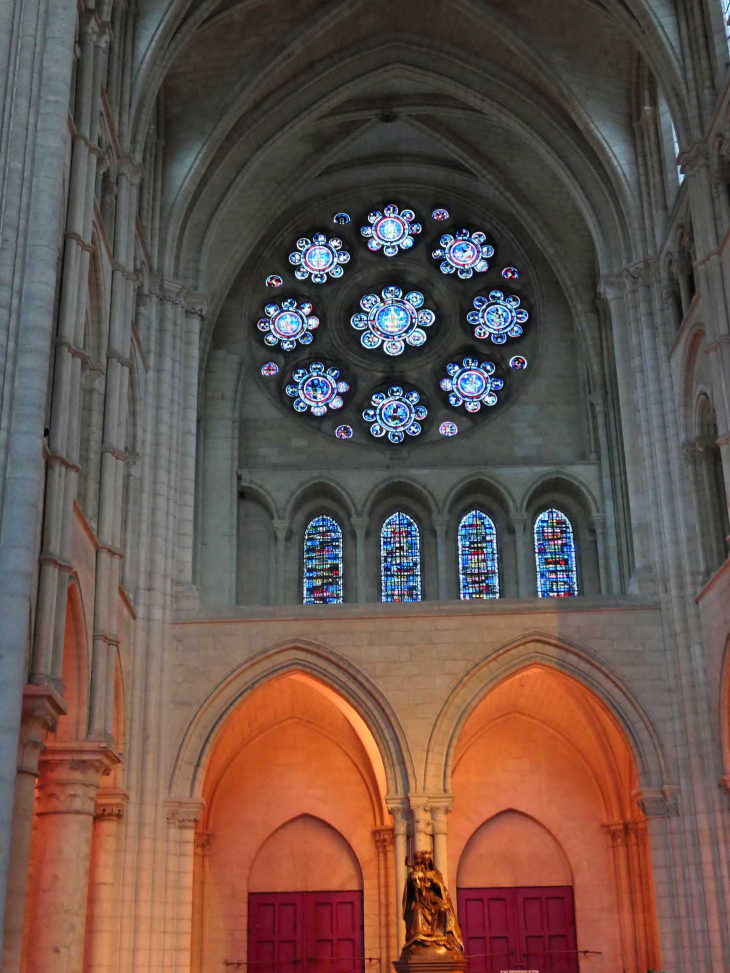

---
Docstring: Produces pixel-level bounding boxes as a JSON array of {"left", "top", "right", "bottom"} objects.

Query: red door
[
  {"left": 249, "top": 892, "right": 363, "bottom": 973},
  {"left": 457, "top": 887, "right": 578, "bottom": 973}
]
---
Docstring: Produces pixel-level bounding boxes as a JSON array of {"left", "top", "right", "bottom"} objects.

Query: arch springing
[
  {"left": 303, "top": 515, "right": 343, "bottom": 604},
  {"left": 381, "top": 512, "right": 421, "bottom": 602},
  {"left": 534, "top": 508, "right": 578, "bottom": 597},
  {"left": 458, "top": 510, "right": 500, "bottom": 599}
]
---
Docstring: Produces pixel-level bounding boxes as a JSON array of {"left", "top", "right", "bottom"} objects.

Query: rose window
[
  {"left": 350, "top": 286, "right": 436, "bottom": 356},
  {"left": 286, "top": 362, "right": 350, "bottom": 416},
  {"left": 432, "top": 229, "right": 494, "bottom": 278},
  {"left": 257, "top": 298, "right": 319, "bottom": 351},
  {"left": 467, "top": 290, "right": 528, "bottom": 343},
  {"left": 361, "top": 203, "right": 421, "bottom": 255},
  {"left": 440, "top": 357, "right": 504, "bottom": 412},
  {"left": 289, "top": 232, "right": 350, "bottom": 283},
  {"left": 363, "top": 386, "right": 427, "bottom": 443}
]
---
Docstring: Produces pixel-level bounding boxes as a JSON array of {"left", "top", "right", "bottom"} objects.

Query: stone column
[
  {"left": 164, "top": 799, "right": 204, "bottom": 973},
  {"left": 388, "top": 802, "right": 408, "bottom": 952},
  {"left": 682, "top": 440, "right": 710, "bottom": 585},
  {"left": 176, "top": 298, "right": 205, "bottom": 608},
  {"left": 591, "top": 515, "right": 609, "bottom": 595},
  {"left": 429, "top": 801, "right": 451, "bottom": 891},
  {"left": 352, "top": 516, "right": 368, "bottom": 603},
  {"left": 1, "top": 686, "right": 66, "bottom": 973},
  {"left": 85, "top": 789, "right": 129, "bottom": 973},
  {"left": 25, "top": 743, "right": 119, "bottom": 973},
  {"left": 510, "top": 514, "right": 531, "bottom": 597},
  {"left": 192, "top": 832, "right": 213, "bottom": 973},
  {"left": 432, "top": 516, "right": 449, "bottom": 601},
  {"left": 273, "top": 520, "right": 289, "bottom": 605},
  {"left": 410, "top": 800, "right": 431, "bottom": 854},
  {"left": 373, "top": 827, "right": 394, "bottom": 973},
  {"left": 635, "top": 787, "right": 683, "bottom": 973}
]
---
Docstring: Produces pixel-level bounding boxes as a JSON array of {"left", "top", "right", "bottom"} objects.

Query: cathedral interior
[{"left": 1, "top": 1, "right": 730, "bottom": 972}]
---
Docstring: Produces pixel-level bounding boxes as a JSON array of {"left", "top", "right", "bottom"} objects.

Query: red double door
[
  {"left": 248, "top": 891, "right": 363, "bottom": 973},
  {"left": 457, "top": 887, "right": 578, "bottom": 973}
]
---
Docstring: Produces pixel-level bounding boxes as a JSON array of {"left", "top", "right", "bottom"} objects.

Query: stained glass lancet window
[
  {"left": 458, "top": 510, "right": 500, "bottom": 600},
  {"left": 303, "top": 515, "right": 343, "bottom": 604},
  {"left": 534, "top": 508, "right": 578, "bottom": 598},
  {"left": 381, "top": 512, "right": 421, "bottom": 602}
]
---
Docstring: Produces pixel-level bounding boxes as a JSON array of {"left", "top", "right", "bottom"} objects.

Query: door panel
[
  {"left": 249, "top": 891, "right": 363, "bottom": 973},
  {"left": 458, "top": 886, "right": 578, "bottom": 973}
]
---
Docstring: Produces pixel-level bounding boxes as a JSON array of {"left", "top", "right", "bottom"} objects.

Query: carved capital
[
  {"left": 598, "top": 274, "right": 625, "bottom": 303},
  {"left": 95, "top": 789, "right": 129, "bottom": 820},
  {"left": 37, "top": 743, "right": 121, "bottom": 816},
  {"left": 165, "top": 798, "right": 205, "bottom": 829},
  {"left": 373, "top": 826, "right": 394, "bottom": 852},
  {"left": 679, "top": 142, "right": 710, "bottom": 177},
  {"left": 18, "top": 684, "right": 67, "bottom": 776},
  {"left": 387, "top": 799, "right": 409, "bottom": 836},
  {"left": 636, "top": 786, "right": 680, "bottom": 819},
  {"left": 351, "top": 516, "right": 369, "bottom": 536},
  {"left": 429, "top": 801, "right": 452, "bottom": 836},
  {"left": 590, "top": 514, "right": 606, "bottom": 535}
]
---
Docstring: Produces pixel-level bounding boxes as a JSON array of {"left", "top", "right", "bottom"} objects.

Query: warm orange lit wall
[
  {"left": 450, "top": 715, "right": 621, "bottom": 973},
  {"left": 202, "top": 720, "right": 380, "bottom": 973}
]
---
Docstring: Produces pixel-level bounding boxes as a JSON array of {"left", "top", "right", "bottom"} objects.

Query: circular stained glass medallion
[
  {"left": 333, "top": 212, "right": 350, "bottom": 224},
  {"left": 361, "top": 203, "right": 421, "bottom": 256},
  {"left": 286, "top": 362, "right": 350, "bottom": 416},
  {"left": 432, "top": 228, "right": 494, "bottom": 279},
  {"left": 467, "top": 290, "right": 528, "bottom": 344},
  {"left": 335, "top": 424, "right": 353, "bottom": 440},
  {"left": 351, "top": 286, "right": 436, "bottom": 356},
  {"left": 256, "top": 298, "right": 320, "bottom": 351},
  {"left": 432, "top": 208, "right": 449, "bottom": 221},
  {"left": 289, "top": 232, "right": 350, "bottom": 283},
  {"left": 502, "top": 266, "right": 519, "bottom": 280},
  {"left": 440, "top": 357, "right": 503, "bottom": 412},
  {"left": 509, "top": 355, "right": 528, "bottom": 370},
  {"left": 265, "top": 274, "right": 283, "bottom": 288},
  {"left": 362, "top": 385, "right": 427, "bottom": 444},
  {"left": 439, "top": 421, "right": 458, "bottom": 437},
  {"left": 261, "top": 361, "right": 279, "bottom": 377}
]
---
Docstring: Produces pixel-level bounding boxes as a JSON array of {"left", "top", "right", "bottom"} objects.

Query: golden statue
[{"left": 402, "top": 851, "right": 464, "bottom": 955}]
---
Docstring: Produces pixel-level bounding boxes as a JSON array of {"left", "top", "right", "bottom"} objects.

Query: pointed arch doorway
[
  {"left": 457, "top": 812, "right": 578, "bottom": 973},
  {"left": 248, "top": 816, "right": 364, "bottom": 973}
]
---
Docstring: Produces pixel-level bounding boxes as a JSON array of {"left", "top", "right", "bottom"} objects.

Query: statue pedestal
[{"left": 394, "top": 946, "right": 468, "bottom": 973}]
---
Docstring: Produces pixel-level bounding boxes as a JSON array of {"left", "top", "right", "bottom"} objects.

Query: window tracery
[
  {"left": 534, "top": 507, "right": 578, "bottom": 597},
  {"left": 467, "top": 290, "right": 528, "bottom": 344},
  {"left": 363, "top": 386, "right": 427, "bottom": 443},
  {"left": 303, "top": 515, "right": 343, "bottom": 604},
  {"left": 286, "top": 362, "right": 350, "bottom": 415},
  {"left": 350, "top": 286, "right": 435, "bottom": 355},
  {"left": 289, "top": 233, "right": 350, "bottom": 283},
  {"left": 361, "top": 203, "right": 421, "bottom": 255},
  {"left": 381, "top": 512, "right": 421, "bottom": 602},
  {"left": 432, "top": 228, "right": 494, "bottom": 278},
  {"left": 458, "top": 510, "right": 500, "bottom": 599},
  {"left": 440, "top": 357, "right": 503, "bottom": 413},
  {"left": 258, "top": 298, "right": 319, "bottom": 350}
]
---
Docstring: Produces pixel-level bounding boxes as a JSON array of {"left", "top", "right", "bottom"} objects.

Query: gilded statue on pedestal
[{"left": 402, "top": 850, "right": 464, "bottom": 955}]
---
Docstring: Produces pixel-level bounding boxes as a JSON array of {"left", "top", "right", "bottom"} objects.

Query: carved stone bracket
[
  {"left": 165, "top": 797, "right": 205, "bottom": 830},
  {"left": 18, "top": 683, "right": 67, "bottom": 776},
  {"left": 373, "top": 826, "right": 394, "bottom": 852},
  {"left": 94, "top": 789, "right": 129, "bottom": 820}
]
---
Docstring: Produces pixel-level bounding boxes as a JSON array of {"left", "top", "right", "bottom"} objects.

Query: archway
[
  {"left": 193, "top": 671, "right": 394, "bottom": 973},
  {"left": 448, "top": 665, "right": 660, "bottom": 973}
]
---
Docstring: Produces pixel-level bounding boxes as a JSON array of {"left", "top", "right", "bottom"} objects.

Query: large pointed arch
[
  {"left": 168, "top": 639, "right": 415, "bottom": 798},
  {"left": 423, "top": 631, "right": 670, "bottom": 793}
]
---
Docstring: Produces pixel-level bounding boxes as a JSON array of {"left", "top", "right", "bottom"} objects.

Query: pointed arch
[
  {"left": 423, "top": 631, "right": 670, "bottom": 794},
  {"left": 169, "top": 640, "right": 415, "bottom": 798}
]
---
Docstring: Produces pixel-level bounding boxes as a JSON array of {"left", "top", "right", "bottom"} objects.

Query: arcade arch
[{"left": 448, "top": 664, "right": 661, "bottom": 973}]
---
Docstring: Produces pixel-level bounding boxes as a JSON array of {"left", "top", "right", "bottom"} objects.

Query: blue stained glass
[
  {"left": 458, "top": 510, "right": 499, "bottom": 599},
  {"left": 381, "top": 512, "right": 421, "bottom": 602},
  {"left": 303, "top": 515, "right": 343, "bottom": 604},
  {"left": 534, "top": 507, "right": 578, "bottom": 597},
  {"left": 351, "top": 286, "right": 435, "bottom": 355},
  {"left": 431, "top": 228, "right": 494, "bottom": 279},
  {"left": 361, "top": 203, "right": 421, "bottom": 256}
]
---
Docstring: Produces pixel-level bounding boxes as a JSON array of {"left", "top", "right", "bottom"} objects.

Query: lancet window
[
  {"left": 381, "top": 512, "right": 421, "bottom": 602},
  {"left": 534, "top": 507, "right": 578, "bottom": 597},
  {"left": 458, "top": 510, "right": 500, "bottom": 599},
  {"left": 303, "top": 515, "right": 343, "bottom": 604}
]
